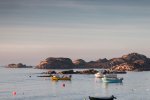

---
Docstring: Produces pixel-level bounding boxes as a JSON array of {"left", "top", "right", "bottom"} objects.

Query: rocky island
[
  {"left": 36, "top": 53, "right": 150, "bottom": 71},
  {"left": 36, "top": 57, "right": 74, "bottom": 69},
  {"left": 6, "top": 63, "right": 32, "bottom": 68},
  {"left": 110, "top": 53, "right": 150, "bottom": 71}
]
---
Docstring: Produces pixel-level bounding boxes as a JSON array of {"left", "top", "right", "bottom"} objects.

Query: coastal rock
[
  {"left": 96, "top": 58, "right": 108, "bottom": 63},
  {"left": 111, "top": 63, "right": 134, "bottom": 71},
  {"left": 86, "top": 60, "right": 110, "bottom": 69},
  {"left": 36, "top": 53, "right": 150, "bottom": 71},
  {"left": 122, "top": 53, "right": 147, "bottom": 62},
  {"left": 41, "top": 70, "right": 56, "bottom": 74},
  {"left": 40, "top": 69, "right": 97, "bottom": 75},
  {"left": 73, "top": 59, "right": 86, "bottom": 65},
  {"left": 36, "top": 57, "right": 74, "bottom": 69},
  {"left": 59, "top": 69, "right": 98, "bottom": 74},
  {"left": 110, "top": 58, "right": 125, "bottom": 66},
  {"left": 111, "top": 53, "right": 150, "bottom": 71},
  {"left": 41, "top": 69, "right": 126, "bottom": 75},
  {"left": 73, "top": 59, "right": 86, "bottom": 68},
  {"left": 7, "top": 63, "right": 32, "bottom": 68},
  {"left": 58, "top": 70, "right": 76, "bottom": 74},
  {"left": 76, "top": 69, "right": 98, "bottom": 74}
]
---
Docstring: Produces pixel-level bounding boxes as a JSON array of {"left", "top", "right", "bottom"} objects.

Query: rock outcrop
[
  {"left": 36, "top": 53, "right": 150, "bottom": 71},
  {"left": 73, "top": 59, "right": 86, "bottom": 68},
  {"left": 41, "top": 69, "right": 99, "bottom": 74},
  {"left": 7, "top": 63, "right": 32, "bottom": 68},
  {"left": 36, "top": 57, "right": 74, "bottom": 69},
  {"left": 58, "top": 70, "right": 76, "bottom": 74},
  {"left": 85, "top": 58, "right": 110, "bottom": 69},
  {"left": 76, "top": 69, "right": 98, "bottom": 74},
  {"left": 59, "top": 69, "right": 98, "bottom": 74},
  {"left": 110, "top": 63, "right": 134, "bottom": 71},
  {"left": 111, "top": 53, "right": 150, "bottom": 71}
]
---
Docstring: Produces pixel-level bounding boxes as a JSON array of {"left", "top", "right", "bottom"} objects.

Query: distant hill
[{"left": 36, "top": 53, "right": 150, "bottom": 71}]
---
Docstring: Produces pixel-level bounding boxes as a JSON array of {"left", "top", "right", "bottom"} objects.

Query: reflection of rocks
[
  {"left": 36, "top": 57, "right": 74, "bottom": 69},
  {"left": 7, "top": 63, "right": 32, "bottom": 68}
]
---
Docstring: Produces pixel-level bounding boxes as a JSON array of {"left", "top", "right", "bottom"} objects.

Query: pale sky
[{"left": 0, "top": 0, "right": 150, "bottom": 65}]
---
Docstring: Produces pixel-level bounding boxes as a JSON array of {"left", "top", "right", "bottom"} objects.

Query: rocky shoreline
[
  {"left": 41, "top": 69, "right": 98, "bottom": 74},
  {"left": 36, "top": 53, "right": 150, "bottom": 71},
  {"left": 6, "top": 63, "right": 32, "bottom": 68},
  {"left": 6, "top": 53, "right": 150, "bottom": 71},
  {"left": 38, "top": 69, "right": 127, "bottom": 77}
]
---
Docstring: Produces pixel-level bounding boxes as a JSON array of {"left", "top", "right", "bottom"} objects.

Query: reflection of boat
[
  {"left": 51, "top": 75, "right": 71, "bottom": 81},
  {"left": 89, "top": 95, "right": 117, "bottom": 100},
  {"left": 102, "top": 82, "right": 123, "bottom": 89},
  {"left": 102, "top": 74, "right": 123, "bottom": 83}
]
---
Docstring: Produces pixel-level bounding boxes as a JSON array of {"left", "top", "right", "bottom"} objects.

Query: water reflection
[
  {"left": 1, "top": 68, "right": 150, "bottom": 100},
  {"left": 102, "top": 82, "right": 123, "bottom": 89},
  {"left": 94, "top": 78, "right": 102, "bottom": 83}
]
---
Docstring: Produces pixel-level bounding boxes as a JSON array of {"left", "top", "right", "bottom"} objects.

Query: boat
[
  {"left": 95, "top": 70, "right": 109, "bottom": 78},
  {"left": 104, "top": 74, "right": 117, "bottom": 78},
  {"left": 89, "top": 95, "right": 117, "bottom": 100},
  {"left": 102, "top": 74, "right": 123, "bottom": 83},
  {"left": 51, "top": 75, "right": 71, "bottom": 81},
  {"left": 95, "top": 72, "right": 103, "bottom": 78}
]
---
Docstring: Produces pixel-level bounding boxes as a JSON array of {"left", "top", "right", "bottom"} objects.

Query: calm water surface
[{"left": 0, "top": 67, "right": 150, "bottom": 100}]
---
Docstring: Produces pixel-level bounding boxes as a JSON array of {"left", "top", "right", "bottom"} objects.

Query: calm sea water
[{"left": 0, "top": 67, "right": 150, "bottom": 100}]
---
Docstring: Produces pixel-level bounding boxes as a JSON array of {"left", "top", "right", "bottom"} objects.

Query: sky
[{"left": 0, "top": 0, "right": 150, "bottom": 66}]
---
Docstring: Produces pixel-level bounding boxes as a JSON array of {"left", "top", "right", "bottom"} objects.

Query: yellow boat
[{"left": 51, "top": 75, "right": 71, "bottom": 81}]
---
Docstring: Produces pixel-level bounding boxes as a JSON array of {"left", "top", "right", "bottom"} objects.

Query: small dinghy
[{"left": 89, "top": 95, "right": 116, "bottom": 100}]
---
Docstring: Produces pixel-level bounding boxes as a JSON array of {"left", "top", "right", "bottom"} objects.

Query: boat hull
[
  {"left": 95, "top": 73, "right": 103, "bottom": 78},
  {"left": 89, "top": 96, "right": 116, "bottom": 100},
  {"left": 102, "top": 77, "right": 123, "bottom": 83}
]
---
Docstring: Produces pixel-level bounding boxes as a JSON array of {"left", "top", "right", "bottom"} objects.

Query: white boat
[
  {"left": 104, "top": 74, "right": 117, "bottom": 78},
  {"left": 102, "top": 74, "right": 123, "bottom": 83},
  {"left": 95, "top": 72, "right": 103, "bottom": 78},
  {"left": 95, "top": 70, "right": 110, "bottom": 78}
]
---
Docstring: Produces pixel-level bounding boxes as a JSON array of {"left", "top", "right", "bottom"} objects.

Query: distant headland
[{"left": 6, "top": 53, "right": 150, "bottom": 71}]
